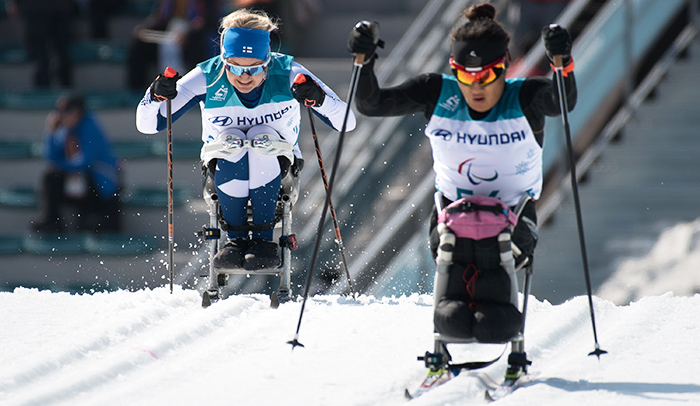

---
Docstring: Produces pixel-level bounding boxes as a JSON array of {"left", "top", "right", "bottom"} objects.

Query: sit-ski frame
[
  {"left": 421, "top": 192, "right": 534, "bottom": 376},
  {"left": 199, "top": 167, "right": 298, "bottom": 308}
]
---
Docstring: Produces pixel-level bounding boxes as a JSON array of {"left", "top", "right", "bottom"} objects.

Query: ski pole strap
[{"left": 550, "top": 56, "right": 575, "bottom": 77}]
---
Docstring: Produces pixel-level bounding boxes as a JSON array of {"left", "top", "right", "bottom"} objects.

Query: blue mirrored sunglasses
[{"left": 221, "top": 57, "right": 270, "bottom": 76}]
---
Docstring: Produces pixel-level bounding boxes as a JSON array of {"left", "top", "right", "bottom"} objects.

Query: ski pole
[
  {"left": 164, "top": 66, "right": 177, "bottom": 294},
  {"left": 552, "top": 53, "right": 606, "bottom": 358},
  {"left": 288, "top": 53, "right": 365, "bottom": 349},
  {"left": 307, "top": 106, "right": 356, "bottom": 298}
]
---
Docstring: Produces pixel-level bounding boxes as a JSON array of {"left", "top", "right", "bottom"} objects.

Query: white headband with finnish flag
[{"left": 222, "top": 27, "right": 271, "bottom": 61}]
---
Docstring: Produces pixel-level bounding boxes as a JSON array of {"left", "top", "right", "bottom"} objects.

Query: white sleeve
[
  {"left": 135, "top": 67, "right": 207, "bottom": 134},
  {"left": 135, "top": 89, "right": 161, "bottom": 134},
  {"left": 289, "top": 62, "right": 356, "bottom": 132}
]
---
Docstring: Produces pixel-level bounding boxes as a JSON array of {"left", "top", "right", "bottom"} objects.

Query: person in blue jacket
[
  {"left": 137, "top": 8, "right": 356, "bottom": 270},
  {"left": 32, "top": 93, "right": 122, "bottom": 233}
]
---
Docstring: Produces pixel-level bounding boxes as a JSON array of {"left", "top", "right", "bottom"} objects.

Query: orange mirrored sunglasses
[{"left": 449, "top": 55, "right": 507, "bottom": 87}]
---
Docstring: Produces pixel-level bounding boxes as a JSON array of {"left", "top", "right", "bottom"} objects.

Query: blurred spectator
[
  {"left": 231, "top": 0, "right": 283, "bottom": 27},
  {"left": 83, "top": 0, "right": 127, "bottom": 40},
  {"left": 229, "top": 0, "right": 306, "bottom": 53},
  {"left": 126, "top": 0, "right": 221, "bottom": 91},
  {"left": 7, "top": 0, "right": 77, "bottom": 88},
  {"left": 512, "top": 0, "right": 570, "bottom": 60},
  {"left": 231, "top": 0, "right": 282, "bottom": 20},
  {"left": 31, "top": 94, "right": 122, "bottom": 234}
]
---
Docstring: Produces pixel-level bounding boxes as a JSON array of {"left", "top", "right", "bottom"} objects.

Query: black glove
[
  {"left": 292, "top": 73, "right": 325, "bottom": 107},
  {"left": 347, "top": 20, "right": 384, "bottom": 61},
  {"left": 291, "top": 157, "right": 304, "bottom": 177},
  {"left": 150, "top": 68, "right": 181, "bottom": 102},
  {"left": 279, "top": 157, "right": 304, "bottom": 178},
  {"left": 278, "top": 156, "right": 292, "bottom": 179},
  {"left": 542, "top": 24, "right": 572, "bottom": 64}
]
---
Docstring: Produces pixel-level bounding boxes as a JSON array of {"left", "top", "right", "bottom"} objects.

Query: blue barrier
[
  {"left": 0, "top": 185, "right": 192, "bottom": 209},
  {"left": 542, "top": 0, "right": 689, "bottom": 174}
]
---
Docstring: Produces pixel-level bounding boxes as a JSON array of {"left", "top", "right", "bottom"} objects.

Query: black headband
[{"left": 451, "top": 39, "right": 508, "bottom": 67}]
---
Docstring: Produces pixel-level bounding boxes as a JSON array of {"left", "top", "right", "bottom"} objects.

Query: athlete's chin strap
[{"left": 201, "top": 129, "right": 295, "bottom": 164}]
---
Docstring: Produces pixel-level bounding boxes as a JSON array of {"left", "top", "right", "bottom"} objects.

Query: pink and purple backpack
[{"left": 438, "top": 195, "right": 518, "bottom": 240}]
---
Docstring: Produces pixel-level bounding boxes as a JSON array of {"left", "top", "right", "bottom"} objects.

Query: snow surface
[
  {"left": 3, "top": 220, "right": 700, "bottom": 405},
  {"left": 1, "top": 287, "right": 700, "bottom": 405}
]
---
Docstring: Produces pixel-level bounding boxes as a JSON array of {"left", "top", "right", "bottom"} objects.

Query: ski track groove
[
  {"left": 1, "top": 294, "right": 264, "bottom": 406},
  {"left": 521, "top": 297, "right": 600, "bottom": 368},
  {"left": 1, "top": 302, "right": 185, "bottom": 390},
  {"left": 3, "top": 290, "right": 700, "bottom": 405},
  {"left": 1, "top": 298, "right": 185, "bottom": 390}
]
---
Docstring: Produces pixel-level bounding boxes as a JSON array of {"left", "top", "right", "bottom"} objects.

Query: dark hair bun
[{"left": 464, "top": 3, "right": 496, "bottom": 21}]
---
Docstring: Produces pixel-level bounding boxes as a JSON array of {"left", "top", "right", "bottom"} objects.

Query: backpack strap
[{"left": 445, "top": 200, "right": 509, "bottom": 217}]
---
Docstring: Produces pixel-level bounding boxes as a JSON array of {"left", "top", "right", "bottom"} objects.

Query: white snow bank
[
  {"left": 1, "top": 288, "right": 700, "bottom": 406},
  {"left": 598, "top": 219, "right": 700, "bottom": 304}
]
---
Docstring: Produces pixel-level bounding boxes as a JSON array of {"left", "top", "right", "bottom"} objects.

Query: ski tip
[
  {"left": 484, "top": 390, "right": 495, "bottom": 402},
  {"left": 404, "top": 389, "right": 413, "bottom": 400},
  {"left": 588, "top": 347, "right": 608, "bottom": 359}
]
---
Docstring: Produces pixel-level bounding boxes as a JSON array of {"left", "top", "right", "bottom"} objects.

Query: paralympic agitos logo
[
  {"left": 430, "top": 129, "right": 501, "bottom": 185},
  {"left": 458, "top": 157, "right": 498, "bottom": 185}
]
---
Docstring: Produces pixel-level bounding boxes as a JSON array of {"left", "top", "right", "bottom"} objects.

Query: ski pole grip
[
  {"left": 353, "top": 53, "right": 366, "bottom": 66},
  {"left": 164, "top": 66, "right": 178, "bottom": 78},
  {"left": 293, "top": 73, "right": 306, "bottom": 85},
  {"left": 553, "top": 55, "right": 563, "bottom": 69}
]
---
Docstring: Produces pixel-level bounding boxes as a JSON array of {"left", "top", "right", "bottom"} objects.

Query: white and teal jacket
[
  {"left": 136, "top": 52, "right": 356, "bottom": 159},
  {"left": 426, "top": 76, "right": 542, "bottom": 206},
  {"left": 355, "top": 57, "right": 577, "bottom": 208}
]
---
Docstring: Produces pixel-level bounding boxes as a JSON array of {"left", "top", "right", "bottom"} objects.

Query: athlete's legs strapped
[
  {"left": 213, "top": 126, "right": 284, "bottom": 241},
  {"left": 430, "top": 194, "right": 533, "bottom": 343}
]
